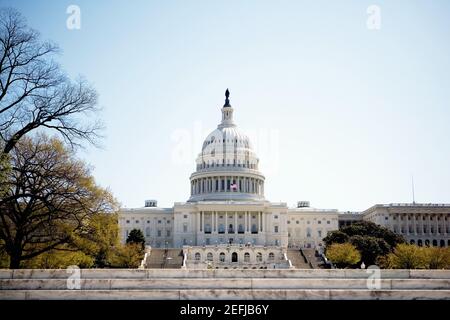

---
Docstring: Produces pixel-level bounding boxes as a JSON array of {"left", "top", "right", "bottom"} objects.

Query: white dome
[{"left": 188, "top": 90, "right": 265, "bottom": 202}]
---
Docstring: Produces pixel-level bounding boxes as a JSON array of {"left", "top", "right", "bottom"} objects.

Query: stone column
[
  {"left": 258, "top": 212, "right": 261, "bottom": 233},
  {"left": 244, "top": 211, "right": 247, "bottom": 233},
  {"left": 201, "top": 211, "right": 204, "bottom": 233},
  {"left": 261, "top": 212, "right": 264, "bottom": 232},
  {"left": 234, "top": 212, "right": 237, "bottom": 234},
  {"left": 406, "top": 215, "right": 409, "bottom": 235},
  {"left": 225, "top": 213, "right": 228, "bottom": 234}
]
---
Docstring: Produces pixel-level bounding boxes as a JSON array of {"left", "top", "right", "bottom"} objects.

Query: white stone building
[{"left": 118, "top": 90, "right": 450, "bottom": 268}]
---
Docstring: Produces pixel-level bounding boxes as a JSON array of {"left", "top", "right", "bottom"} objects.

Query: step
[
  {"left": 1, "top": 289, "right": 449, "bottom": 300},
  {"left": 1, "top": 278, "right": 449, "bottom": 290},
  {"left": 2, "top": 269, "right": 449, "bottom": 279}
]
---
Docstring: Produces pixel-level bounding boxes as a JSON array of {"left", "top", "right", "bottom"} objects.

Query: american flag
[{"left": 230, "top": 183, "right": 238, "bottom": 191}]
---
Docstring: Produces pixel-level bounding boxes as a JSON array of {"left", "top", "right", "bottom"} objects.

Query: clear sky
[{"left": 2, "top": 0, "right": 450, "bottom": 211}]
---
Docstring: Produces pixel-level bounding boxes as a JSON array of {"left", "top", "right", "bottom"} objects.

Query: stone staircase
[
  {"left": 1, "top": 269, "right": 449, "bottom": 300},
  {"left": 287, "top": 249, "right": 312, "bottom": 269},
  {"left": 301, "top": 248, "right": 324, "bottom": 269},
  {"left": 145, "top": 249, "right": 183, "bottom": 269}
]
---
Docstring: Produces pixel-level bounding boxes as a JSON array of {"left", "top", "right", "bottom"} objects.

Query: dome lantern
[{"left": 220, "top": 88, "right": 235, "bottom": 128}]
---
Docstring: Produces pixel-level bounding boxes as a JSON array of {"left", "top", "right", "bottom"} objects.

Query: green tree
[
  {"left": 387, "top": 244, "right": 426, "bottom": 269},
  {"left": 323, "top": 230, "right": 349, "bottom": 246},
  {"left": 0, "top": 135, "right": 117, "bottom": 268},
  {"left": 126, "top": 229, "right": 146, "bottom": 250},
  {"left": 341, "top": 221, "right": 405, "bottom": 248},
  {"left": 109, "top": 243, "right": 144, "bottom": 268},
  {"left": 325, "top": 221, "right": 405, "bottom": 267},
  {"left": 423, "top": 247, "right": 450, "bottom": 269},
  {"left": 349, "top": 235, "right": 391, "bottom": 266},
  {"left": 326, "top": 243, "right": 361, "bottom": 268}
]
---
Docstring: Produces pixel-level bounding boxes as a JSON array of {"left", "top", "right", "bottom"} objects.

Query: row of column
[
  {"left": 197, "top": 162, "right": 257, "bottom": 170},
  {"left": 191, "top": 176, "right": 264, "bottom": 195},
  {"left": 392, "top": 214, "right": 450, "bottom": 235},
  {"left": 197, "top": 211, "right": 265, "bottom": 234}
]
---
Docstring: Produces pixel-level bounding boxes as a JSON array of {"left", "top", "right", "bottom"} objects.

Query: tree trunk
[{"left": 9, "top": 253, "right": 21, "bottom": 269}]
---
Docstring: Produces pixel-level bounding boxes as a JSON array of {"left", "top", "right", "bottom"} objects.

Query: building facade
[{"left": 118, "top": 91, "right": 450, "bottom": 267}]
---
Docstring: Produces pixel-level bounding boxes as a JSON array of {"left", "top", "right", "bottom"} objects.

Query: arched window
[
  {"left": 244, "top": 252, "right": 250, "bottom": 262},
  {"left": 238, "top": 224, "right": 244, "bottom": 233},
  {"left": 432, "top": 240, "right": 438, "bottom": 247},
  {"left": 268, "top": 252, "right": 275, "bottom": 261},
  {"left": 256, "top": 252, "right": 262, "bottom": 262},
  {"left": 195, "top": 253, "right": 201, "bottom": 261},
  {"left": 219, "top": 252, "right": 225, "bottom": 262},
  {"left": 440, "top": 240, "right": 445, "bottom": 247},
  {"left": 410, "top": 239, "right": 415, "bottom": 245},
  {"left": 418, "top": 239, "right": 423, "bottom": 246},
  {"left": 425, "top": 239, "right": 430, "bottom": 246},
  {"left": 218, "top": 224, "right": 225, "bottom": 234},
  {"left": 228, "top": 224, "right": 234, "bottom": 233},
  {"left": 207, "top": 253, "right": 213, "bottom": 261},
  {"left": 231, "top": 252, "right": 238, "bottom": 262}
]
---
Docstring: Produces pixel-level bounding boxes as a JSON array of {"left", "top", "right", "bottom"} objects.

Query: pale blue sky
[{"left": 2, "top": 0, "right": 450, "bottom": 211}]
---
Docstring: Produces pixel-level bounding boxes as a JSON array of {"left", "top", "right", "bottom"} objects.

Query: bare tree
[
  {"left": 0, "top": 135, "right": 115, "bottom": 268},
  {"left": 0, "top": 8, "right": 101, "bottom": 154}
]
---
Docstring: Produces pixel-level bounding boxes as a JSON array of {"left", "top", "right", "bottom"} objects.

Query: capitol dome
[{"left": 188, "top": 89, "right": 265, "bottom": 202}]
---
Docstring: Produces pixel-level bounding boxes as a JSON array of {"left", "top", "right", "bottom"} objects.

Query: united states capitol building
[{"left": 118, "top": 90, "right": 450, "bottom": 268}]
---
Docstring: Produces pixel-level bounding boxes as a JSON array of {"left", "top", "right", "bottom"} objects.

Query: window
[
  {"left": 244, "top": 252, "right": 250, "bottom": 262},
  {"left": 268, "top": 252, "right": 275, "bottom": 261},
  {"left": 205, "top": 238, "right": 210, "bottom": 245},
  {"left": 231, "top": 252, "right": 238, "bottom": 262},
  {"left": 183, "top": 215, "right": 188, "bottom": 219},
  {"left": 126, "top": 220, "right": 130, "bottom": 224},
  {"left": 166, "top": 230, "right": 171, "bottom": 237},
  {"left": 135, "top": 220, "right": 139, "bottom": 224},
  {"left": 182, "top": 239, "right": 187, "bottom": 245},
  {"left": 167, "top": 220, "right": 170, "bottom": 224},
  {"left": 219, "top": 252, "right": 225, "bottom": 262},
  {"left": 274, "top": 215, "right": 278, "bottom": 219},
  {"left": 195, "top": 253, "right": 201, "bottom": 261},
  {"left": 318, "top": 221, "right": 322, "bottom": 224},
  {"left": 205, "top": 224, "right": 212, "bottom": 234},
  {"left": 218, "top": 224, "right": 225, "bottom": 234},
  {"left": 251, "top": 224, "right": 258, "bottom": 233},
  {"left": 183, "top": 224, "right": 188, "bottom": 232},
  {"left": 385, "top": 217, "right": 388, "bottom": 220},
  {"left": 318, "top": 230, "right": 322, "bottom": 237},
  {"left": 274, "top": 226, "right": 279, "bottom": 233},
  {"left": 157, "top": 230, "right": 161, "bottom": 237},
  {"left": 256, "top": 252, "right": 262, "bottom": 262},
  {"left": 145, "top": 227, "right": 150, "bottom": 237},
  {"left": 238, "top": 224, "right": 244, "bottom": 233},
  {"left": 287, "top": 221, "right": 290, "bottom": 224},
  {"left": 147, "top": 220, "right": 150, "bottom": 224},
  {"left": 327, "top": 221, "right": 330, "bottom": 224},
  {"left": 296, "top": 221, "right": 299, "bottom": 224},
  {"left": 207, "top": 253, "right": 213, "bottom": 261},
  {"left": 158, "top": 220, "right": 161, "bottom": 224}
]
